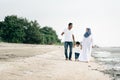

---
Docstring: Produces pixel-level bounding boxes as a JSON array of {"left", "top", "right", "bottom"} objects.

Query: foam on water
[
  {"left": 92, "top": 49, "right": 120, "bottom": 79},
  {"left": 93, "top": 51, "right": 111, "bottom": 58}
]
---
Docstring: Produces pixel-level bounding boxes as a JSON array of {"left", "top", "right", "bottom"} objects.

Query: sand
[{"left": 0, "top": 43, "right": 111, "bottom": 80}]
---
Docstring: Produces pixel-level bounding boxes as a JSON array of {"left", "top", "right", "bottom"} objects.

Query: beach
[{"left": 0, "top": 43, "right": 111, "bottom": 80}]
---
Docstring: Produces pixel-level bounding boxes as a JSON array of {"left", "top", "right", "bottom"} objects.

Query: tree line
[{"left": 0, "top": 15, "right": 60, "bottom": 44}]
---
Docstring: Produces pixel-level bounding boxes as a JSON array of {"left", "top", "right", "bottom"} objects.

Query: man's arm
[
  {"left": 72, "top": 34, "right": 75, "bottom": 46},
  {"left": 61, "top": 32, "right": 64, "bottom": 36}
]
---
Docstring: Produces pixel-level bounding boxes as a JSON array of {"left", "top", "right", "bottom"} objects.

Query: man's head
[{"left": 68, "top": 23, "right": 73, "bottom": 30}]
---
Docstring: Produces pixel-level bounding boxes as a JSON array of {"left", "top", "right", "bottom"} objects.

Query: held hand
[
  {"left": 92, "top": 46, "right": 94, "bottom": 48},
  {"left": 73, "top": 42, "right": 76, "bottom": 47}
]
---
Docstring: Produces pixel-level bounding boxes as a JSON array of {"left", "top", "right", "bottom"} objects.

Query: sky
[{"left": 0, "top": 0, "right": 120, "bottom": 47}]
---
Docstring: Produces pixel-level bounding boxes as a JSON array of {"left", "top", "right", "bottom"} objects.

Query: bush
[{"left": 0, "top": 15, "right": 60, "bottom": 44}]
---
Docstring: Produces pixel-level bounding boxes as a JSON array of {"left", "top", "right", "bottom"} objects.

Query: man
[{"left": 61, "top": 23, "right": 75, "bottom": 60}]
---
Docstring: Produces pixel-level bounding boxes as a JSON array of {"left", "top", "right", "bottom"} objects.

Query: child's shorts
[{"left": 75, "top": 52, "right": 80, "bottom": 59}]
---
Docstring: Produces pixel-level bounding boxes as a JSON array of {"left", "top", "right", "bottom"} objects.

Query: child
[{"left": 74, "top": 42, "right": 82, "bottom": 61}]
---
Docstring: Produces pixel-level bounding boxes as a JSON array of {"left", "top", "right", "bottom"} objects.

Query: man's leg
[
  {"left": 64, "top": 42, "right": 68, "bottom": 60},
  {"left": 69, "top": 42, "right": 73, "bottom": 60}
]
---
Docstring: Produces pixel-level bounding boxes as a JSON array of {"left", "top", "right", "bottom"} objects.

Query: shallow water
[{"left": 92, "top": 47, "right": 120, "bottom": 80}]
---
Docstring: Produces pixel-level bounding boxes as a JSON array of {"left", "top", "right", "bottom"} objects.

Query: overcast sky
[{"left": 0, "top": 0, "right": 120, "bottom": 47}]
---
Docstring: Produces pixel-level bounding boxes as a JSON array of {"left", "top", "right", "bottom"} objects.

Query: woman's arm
[{"left": 91, "top": 37, "right": 94, "bottom": 48}]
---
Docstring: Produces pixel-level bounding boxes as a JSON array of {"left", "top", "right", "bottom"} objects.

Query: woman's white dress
[{"left": 79, "top": 35, "right": 93, "bottom": 61}]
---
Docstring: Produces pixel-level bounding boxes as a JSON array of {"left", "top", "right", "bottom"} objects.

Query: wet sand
[{"left": 0, "top": 43, "right": 111, "bottom": 80}]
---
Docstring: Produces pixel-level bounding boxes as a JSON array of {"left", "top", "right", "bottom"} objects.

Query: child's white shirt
[{"left": 74, "top": 46, "right": 82, "bottom": 53}]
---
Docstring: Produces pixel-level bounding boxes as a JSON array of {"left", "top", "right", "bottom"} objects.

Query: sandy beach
[{"left": 0, "top": 43, "right": 111, "bottom": 80}]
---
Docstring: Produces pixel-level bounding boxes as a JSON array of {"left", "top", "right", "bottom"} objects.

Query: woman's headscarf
[{"left": 84, "top": 28, "right": 91, "bottom": 38}]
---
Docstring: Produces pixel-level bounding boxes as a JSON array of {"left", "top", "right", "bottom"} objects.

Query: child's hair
[
  {"left": 76, "top": 41, "right": 82, "bottom": 49},
  {"left": 76, "top": 41, "right": 80, "bottom": 45}
]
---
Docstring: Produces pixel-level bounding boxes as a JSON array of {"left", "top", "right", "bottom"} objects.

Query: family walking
[{"left": 61, "top": 23, "right": 93, "bottom": 63}]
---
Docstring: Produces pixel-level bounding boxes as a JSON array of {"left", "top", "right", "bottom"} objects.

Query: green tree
[
  {"left": 1, "top": 15, "right": 26, "bottom": 43},
  {"left": 0, "top": 15, "right": 60, "bottom": 44},
  {"left": 40, "top": 26, "right": 60, "bottom": 44},
  {"left": 24, "top": 20, "right": 42, "bottom": 44},
  {"left": 0, "top": 22, "right": 4, "bottom": 41}
]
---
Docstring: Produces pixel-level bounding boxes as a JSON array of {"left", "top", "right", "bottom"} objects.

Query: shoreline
[{"left": 92, "top": 47, "right": 120, "bottom": 80}]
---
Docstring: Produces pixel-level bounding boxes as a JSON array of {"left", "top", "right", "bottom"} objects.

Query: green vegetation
[{"left": 0, "top": 15, "right": 60, "bottom": 44}]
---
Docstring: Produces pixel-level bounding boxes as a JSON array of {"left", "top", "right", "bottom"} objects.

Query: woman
[{"left": 79, "top": 28, "right": 93, "bottom": 62}]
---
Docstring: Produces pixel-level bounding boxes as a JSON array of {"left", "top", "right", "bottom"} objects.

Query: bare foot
[
  {"left": 85, "top": 61, "right": 90, "bottom": 63},
  {"left": 69, "top": 59, "right": 72, "bottom": 61},
  {"left": 65, "top": 58, "right": 68, "bottom": 60}
]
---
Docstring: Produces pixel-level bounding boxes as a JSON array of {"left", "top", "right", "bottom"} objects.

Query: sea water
[{"left": 92, "top": 47, "right": 120, "bottom": 80}]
